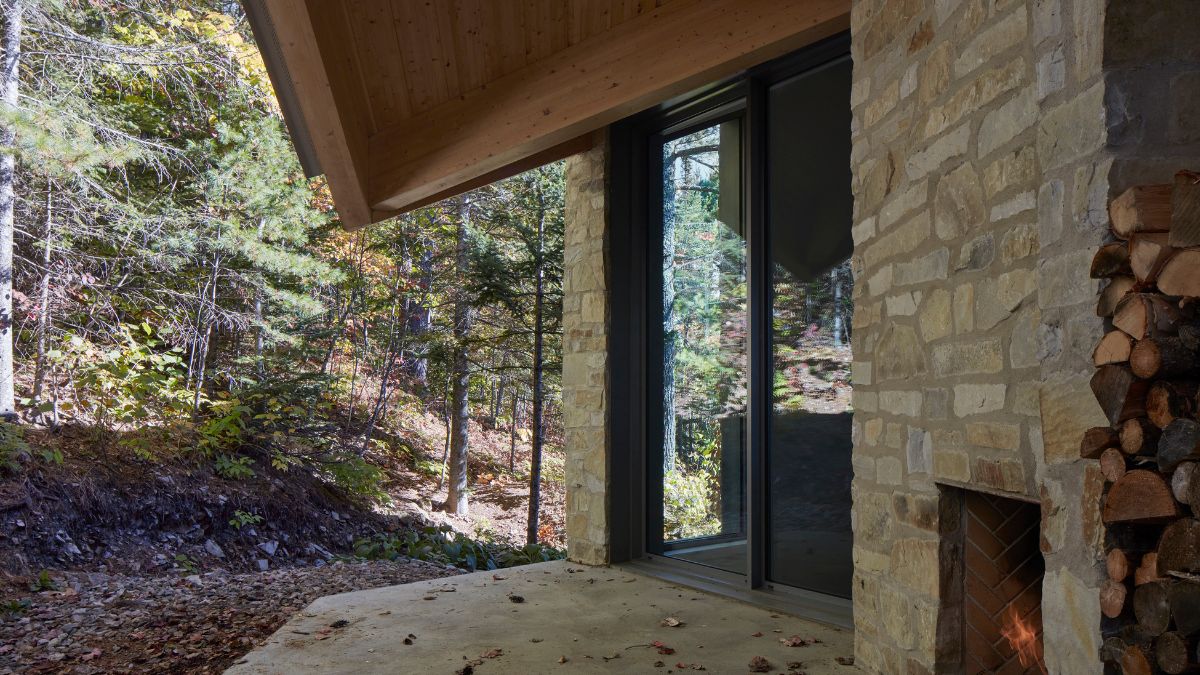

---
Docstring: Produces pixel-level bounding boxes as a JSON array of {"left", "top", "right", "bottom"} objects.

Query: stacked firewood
[{"left": 1086, "top": 171, "right": 1200, "bottom": 675}]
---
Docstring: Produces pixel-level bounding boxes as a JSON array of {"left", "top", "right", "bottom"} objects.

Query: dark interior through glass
[{"left": 765, "top": 58, "right": 854, "bottom": 598}]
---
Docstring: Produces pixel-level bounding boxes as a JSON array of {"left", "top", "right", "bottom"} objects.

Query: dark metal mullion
[
  {"left": 645, "top": 131, "right": 666, "bottom": 556},
  {"left": 744, "top": 77, "right": 768, "bottom": 590}
]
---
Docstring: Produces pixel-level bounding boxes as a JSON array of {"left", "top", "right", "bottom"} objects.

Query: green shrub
[
  {"left": 353, "top": 526, "right": 564, "bottom": 572},
  {"left": 228, "top": 510, "right": 263, "bottom": 530},
  {"left": 663, "top": 469, "right": 721, "bottom": 541},
  {"left": 214, "top": 454, "right": 255, "bottom": 480}
]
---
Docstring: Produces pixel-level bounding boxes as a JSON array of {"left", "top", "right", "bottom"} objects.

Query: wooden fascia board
[
  {"left": 366, "top": 0, "right": 851, "bottom": 213},
  {"left": 369, "top": 133, "right": 596, "bottom": 223},
  {"left": 260, "top": 0, "right": 372, "bottom": 228}
]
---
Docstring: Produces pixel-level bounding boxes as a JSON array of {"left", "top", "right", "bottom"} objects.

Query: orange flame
[{"left": 1000, "top": 606, "right": 1047, "bottom": 675}]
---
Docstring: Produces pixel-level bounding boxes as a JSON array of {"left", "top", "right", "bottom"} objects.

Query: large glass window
[
  {"left": 658, "top": 120, "right": 747, "bottom": 575},
  {"left": 765, "top": 60, "right": 854, "bottom": 597},
  {"left": 623, "top": 37, "right": 854, "bottom": 610}
]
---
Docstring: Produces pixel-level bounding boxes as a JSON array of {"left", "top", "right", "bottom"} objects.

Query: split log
[
  {"left": 1156, "top": 631, "right": 1197, "bottom": 675},
  {"left": 1114, "top": 293, "right": 1182, "bottom": 340},
  {"left": 1102, "top": 577, "right": 1129, "bottom": 618},
  {"left": 1172, "top": 462, "right": 1197, "bottom": 506},
  {"left": 1112, "top": 184, "right": 1174, "bottom": 239},
  {"left": 1099, "top": 276, "right": 1137, "bottom": 317},
  {"left": 1158, "top": 519, "right": 1200, "bottom": 578},
  {"left": 1137, "top": 552, "right": 1162, "bottom": 586},
  {"left": 1169, "top": 581, "right": 1200, "bottom": 635},
  {"left": 1130, "top": 232, "right": 1177, "bottom": 284},
  {"left": 1109, "top": 548, "right": 1132, "bottom": 582},
  {"left": 1102, "top": 447, "right": 1130, "bottom": 481},
  {"left": 1102, "top": 637, "right": 1130, "bottom": 664},
  {"left": 1081, "top": 425, "right": 1121, "bottom": 459},
  {"left": 1133, "top": 580, "right": 1174, "bottom": 636},
  {"left": 1121, "top": 418, "right": 1161, "bottom": 456},
  {"left": 1094, "top": 330, "right": 1134, "bottom": 366},
  {"left": 1103, "top": 470, "right": 1182, "bottom": 524},
  {"left": 1159, "top": 418, "right": 1200, "bottom": 472},
  {"left": 1147, "top": 381, "right": 1198, "bottom": 429},
  {"left": 1190, "top": 470, "right": 1200, "bottom": 513},
  {"left": 1091, "top": 365, "right": 1150, "bottom": 425},
  {"left": 1120, "top": 644, "right": 1154, "bottom": 675},
  {"left": 1159, "top": 249, "right": 1200, "bottom": 298},
  {"left": 1130, "top": 337, "right": 1199, "bottom": 379},
  {"left": 1092, "top": 241, "right": 1133, "bottom": 278},
  {"left": 1170, "top": 170, "right": 1200, "bottom": 248}
]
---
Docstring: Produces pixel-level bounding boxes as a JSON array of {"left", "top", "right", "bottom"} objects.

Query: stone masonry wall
[
  {"left": 562, "top": 133, "right": 611, "bottom": 566},
  {"left": 848, "top": 0, "right": 1113, "bottom": 671}
]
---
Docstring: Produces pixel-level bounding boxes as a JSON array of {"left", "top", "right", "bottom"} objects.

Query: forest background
[{"left": 0, "top": 0, "right": 569, "bottom": 571}]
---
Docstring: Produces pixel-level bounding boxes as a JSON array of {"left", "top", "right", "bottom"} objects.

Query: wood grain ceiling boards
[
  {"left": 341, "top": 0, "right": 672, "bottom": 132},
  {"left": 258, "top": 0, "right": 850, "bottom": 226}
]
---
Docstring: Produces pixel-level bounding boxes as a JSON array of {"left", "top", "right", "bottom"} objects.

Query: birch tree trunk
[
  {"left": 0, "top": 0, "right": 23, "bottom": 420},
  {"left": 254, "top": 218, "right": 265, "bottom": 379},
  {"left": 446, "top": 195, "right": 473, "bottom": 515},
  {"left": 32, "top": 184, "right": 53, "bottom": 411}
]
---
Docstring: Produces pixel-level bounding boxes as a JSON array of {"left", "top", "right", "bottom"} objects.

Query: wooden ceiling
[{"left": 251, "top": 0, "right": 851, "bottom": 228}]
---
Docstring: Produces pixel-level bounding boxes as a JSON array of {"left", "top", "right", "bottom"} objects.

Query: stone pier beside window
[{"left": 562, "top": 134, "right": 612, "bottom": 566}]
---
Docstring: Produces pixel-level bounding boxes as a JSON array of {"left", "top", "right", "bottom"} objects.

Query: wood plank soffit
[{"left": 365, "top": 0, "right": 851, "bottom": 215}]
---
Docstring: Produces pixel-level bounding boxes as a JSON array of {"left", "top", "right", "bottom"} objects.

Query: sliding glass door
[
  {"left": 632, "top": 37, "right": 854, "bottom": 605},
  {"left": 764, "top": 60, "right": 854, "bottom": 597},
  {"left": 654, "top": 119, "right": 748, "bottom": 575}
]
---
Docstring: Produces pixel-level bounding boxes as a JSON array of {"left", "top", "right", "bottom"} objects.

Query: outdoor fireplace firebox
[{"left": 960, "top": 490, "right": 1047, "bottom": 675}]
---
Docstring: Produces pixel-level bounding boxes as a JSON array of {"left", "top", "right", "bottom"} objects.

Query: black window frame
[{"left": 608, "top": 32, "right": 853, "bottom": 627}]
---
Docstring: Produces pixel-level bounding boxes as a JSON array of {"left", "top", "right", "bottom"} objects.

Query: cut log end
[{"left": 1103, "top": 470, "right": 1181, "bottom": 525}]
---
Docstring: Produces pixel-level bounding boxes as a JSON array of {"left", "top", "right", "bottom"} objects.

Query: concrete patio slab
[{"left": 227, "top": 560, "right": 857, "bottom": 674}]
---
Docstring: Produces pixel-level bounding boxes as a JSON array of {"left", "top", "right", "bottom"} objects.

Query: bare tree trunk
[
  {"left": 253, "top": 218, "right": 266, "bottom": 379},
  {"left": 527, "top": 199, "right": 546, "bottom": 545},
  {"left": 662, "top": 154, "right": 678, "bottom": 473},
  {"left": 360, "top": 245, "right": 409, "bottom": 455},
  {"left": 32, "top": 184, "right": 54, "bottom": 414},
  {"left": 831, "top": 264, "right": 844, "bottom": 346},
  {"left": 509, "top": 391, "right": 518, "bottom": 473},
  {"left": 0, "top": 0, "right": 23, "bottom": 421},
  {"left": 191, "top": 253, "right": 220, "bottom": 414},
  {"left": 446, "top": 196, "right": 473, "bottom": 515}
]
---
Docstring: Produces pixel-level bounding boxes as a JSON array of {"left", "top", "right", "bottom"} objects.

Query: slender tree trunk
[
  {"left": 831, "top": 264, "right": 844, "bottom": 346},
  {"left": 662, "top": 154, "right": 678, "bottom": 473},
  {"left": 361, "top": 247, "right": 409, "bottom": 455},
  {"left": 32, "top": 184, "right": 54, "bottom": 413},
  {"left": 509, "top": 391, "right": 518, "bottom": 473},
  {"left": 192, "top": 253, "right": 220, "bottom": 414},
  {"left": 253, "top": 218, "right": 266, "bottom": 379},
  {"left": 527, "top": 201, "right": 546, "bottom": 545},
  {"left": 446, "top": 196, "right": 473, "bottom": 515},
  {"left": 0, "top": 0, "right": 22, "bottom": 421}
]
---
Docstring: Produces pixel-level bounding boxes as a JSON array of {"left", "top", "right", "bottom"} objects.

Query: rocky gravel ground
[{"left": 0, "top": 559, "right": 459, "bottom": 674}]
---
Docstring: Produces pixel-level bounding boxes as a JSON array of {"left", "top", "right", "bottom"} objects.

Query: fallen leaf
[
  {"left": 751, "top": 631, "right": 763, "bottom": 637},
  {"left": 780, "top": 635, "right": 820, "bottom": 647},
  {"left": 651, "top": 640, "right": 675, "bottom": 655},
  {"left": 836, "top": 656, "right": 855, "bottom": 665},
  {"left": 557, "top": 655, "right": 568, "bottom": 664},
  {"left": 492, "top": 574, "right": 507, "bottom": 581},
  {"left": 508, "top": 594, "right": 525, "bottom": 604},
  {"left": 602, "top": 652, "right": 621, "bottom": 661},
  {"left": 661, "top": 616, "right": 683, "bottom": 627},
  {"left": 749, "top": 655, "right": 772, "bottom": 672},
  {"left": 329, "top": 620, "right": 349, "bottom": 629},
  {"left": 481, "top": 648, "right": 503, "bottom": 659}
]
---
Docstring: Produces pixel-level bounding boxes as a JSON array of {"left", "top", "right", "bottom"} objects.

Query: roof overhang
[{"left": 243, "top": 0, "right": 851, "bottom": 228}]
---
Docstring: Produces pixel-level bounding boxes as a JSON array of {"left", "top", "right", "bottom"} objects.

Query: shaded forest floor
[{"left": 0, "top": 406, "right": 564, "bottom": 673}]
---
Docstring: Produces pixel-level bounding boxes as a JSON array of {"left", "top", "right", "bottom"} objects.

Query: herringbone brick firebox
[{"left": 962, "top": 491, "right": 1046, "bottom": 675}]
